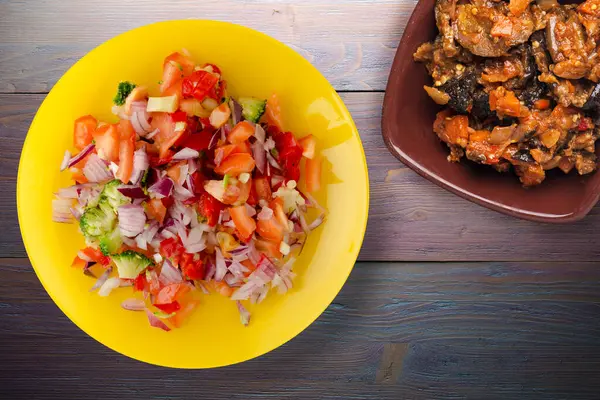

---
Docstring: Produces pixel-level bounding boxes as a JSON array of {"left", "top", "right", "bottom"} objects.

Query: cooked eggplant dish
[{"left": 414, "top": 0, "right": 600, "bottom": 186}]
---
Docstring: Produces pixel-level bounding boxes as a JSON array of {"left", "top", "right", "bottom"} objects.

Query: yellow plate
[{"left": 17, "top": 20, "right": 369, "bottom": 368}]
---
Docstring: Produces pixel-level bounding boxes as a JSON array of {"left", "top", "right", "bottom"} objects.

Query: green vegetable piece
[
  {"left": 113, "top": 81, "right": 137, "bottom": 106},
  {"left": 153, "top": 311, "right": 176, "bottom": 319},
  {"left": 99, "top": 228, "right": 123, "bottom": 256},
  {"left": 223, "top": 174, "right": 230, "bottom": 188},
  {"left": 79, "top": 206, "right": 116, "bottom": 239},
  {"left": 111, "top": 250, "right": 153, "bottom": 279},
  {"left": 99, "top": 180, "right": 131, "bottom": 210},
  {"left": 238, "top": 97, "right": 267, "bottom": 123}
]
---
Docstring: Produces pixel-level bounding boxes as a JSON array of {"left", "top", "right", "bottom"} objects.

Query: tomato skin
[
  {"left": 74, "top": 115, "right": 97, "bottom": 150},
  {"left": 265, "top": 93, "right": 283, "bottom": 130},
  {"left": 228, "top": 121, "right": 255, "bottom": 144},
  {"left": 182, "top": 259, "right": 204, "bottom": 280},
  {"left": 71, "top": 168, "right": 88, "bottom": 184},
  {"left": 214, "top": 153, "right": 256, "bottom": 176},
  {"left": 190, "top": 172, "right": 206, "bottom": 195},
  {"left": 255, "top": 239, "right": 282, "bottom": 259},
  {"left": 275, "top": 132, "right": 303, "bottom": 181},
  {"left": 256, "top": 217, "right": 285, "bottom": 242},
  {"left": 80, "top": 247, "right": 111, "bottom": 266},
  {"left": 229, "top": 205, "right": 257, "bottom": 241},
  {"left": 151, "top": 113, "right": 189, "bottom": 158},
  {"left": 116, "top": 120, "right": 135, "bottom": 183},
  {"left": 168, "top": 299, "right": 199, "bottom": 328},
  {"left": 197, "top": 193, "right": 224, "bottom": 226},
  {"left": 93, "top": 124, "right": 120, "bottom": 162},
  {"left": 164, "top": 52, "right": 195, "bottom": 76},
  {"left": 160, "top": 237, "right": 185, "bottom": 259},
  {"left": 155, "top": 283, "right": 190, "bottom": 305},
  {"left": 146, "top": 198, "right": 167, "bottom": 224},
  {"left": 71, "top": 256, "right": 86, "bottom": 269},
  {"left": 170, "top": 110, "right": 187, "bottom": 123},
  {"left": 182, "top": 70, "right": 220, "bottom": 101},
  {"left": 180, "top": 129, "right": 214, "bottom": 152},
  {"left": 254, "top": 177, "right": 272, "bottom": 201},
  {"left": 133, "top": 273, "right": 147, "bottom": 292}
]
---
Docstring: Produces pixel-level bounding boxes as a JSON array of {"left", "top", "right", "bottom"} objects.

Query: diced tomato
[
  {"left": 146, "top": 198, "right": 167, "bottom": 224},
  {"left": 228, "top": 121, "right": 255, "bottom": 144},
  {"left": 215, "top": 144, "right": 237, "bottom": 165},
  {"left": 236, "top": 179, "right": 251, "bottom": 205},
  {"left": 214, "top": 153, "right": 255, "bottom": 176},
  {"left": 190, "top": 171, "right": 206, "bottom": 195},
  {"left": 164, "top": 52, "right": 196, "bottom": 76},
  {"left": 133, "top": 273, "right": 147, "bottom": 292},
  {"left": 170, "top": 110, "right": 187, "bottom": 123},
  {"left": 180, "top": 129, "right": 214, "bottom": 152},
  {"left": 161, "top": 196, "right": 175, "bottom": 210},
  {"left": 160, "top": 61, "right": 184, "bottom": 96},
  {"left": 229, "top": 205, "right": 257, "bottom": 240},
  {"left": 166, "top": 161, "right": 185, "bottom": 183},
  {"left": 80, "top": 247, "right": 110, "bottom": 266},
  {"left": 255, "top": 239, "right": 282, "bottom": 259},
  {"left": 155, "top": 283, "right": 191, "bottom": 305},
  {"left": 93, "top": 124, "right": 120, "bottom": 162},
  {"left": 203, "top": 63, "right": 222, "bottom": 75},
  {"left": 235, "top": 141, "right": 252, "bottom": 154},
  {"left": 257, "top": 216, "right": 285, "bottom": 242},
  {"left": 162, "top": 79, "right": 183, "bottom": 100},
  {"left": 151, "top": 112, "right": 189, "bottom": 158},
  {"left": 160, "top": 237, "right": 185, "bottom": 259},
  {"left": 241, "top": 259, "right": 257, "bottom": 276},
  {"left": 154, "top": 301, "right": 181, "bottom": 314},
  {"left": 265, "top": 93, "right": 283, "bottom": 130},
  {"left": 182, "top": 259, "right": 204, "bottom": 280},
  {"left": 168, "top": 300, "right": 200, "bottom": 328},
  {"left": 247, "top": 182, "right": 258, "bottom": 206},
  {"left": 197, "top": 192, "right": 224, "bottom": 226},
  {"left": 71, "top": 256, "right": 86, "bottom": 269},
  {"left": 209, "top": 103, "right": 231, "bottom": 128},
  {"left": 182, "top": 70, "right": 220, "bottom": 101},
  {"left": 208, "top": 281, "right": 235, "bottom": 297},
  {"left": 305, "top": 156, "right": 322, "bottom": 193},
  {"left": 116, "top": 120, "right": 135, "bottom": 183},
  {"left": 299, "top": 134, "right": 316, "bottom": 159},
  {"left": 275, "top": 132, "right": 303, "bottom": 181},
  {"left": 149, "top": 152, "right": 174, "bottom": 167},
  {"left": 73, "top": 115, "right": 97, "bottom": 150},
  {"left": 254, "top": 177, "right": 272, "bottom": 202},
  {"left": 147, "top": 270, "right": 161, "bottom": 295},
  {"left": 71, "top": 168, "right": 88, "bottom": 184}
]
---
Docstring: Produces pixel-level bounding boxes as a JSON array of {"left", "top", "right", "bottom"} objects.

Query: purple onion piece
[{"left": 67, "top": 143, "right": 96, "bottom": 168}]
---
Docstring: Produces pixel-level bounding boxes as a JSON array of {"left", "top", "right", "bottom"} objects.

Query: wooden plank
[
  {"left": 4, "top": 93, "right": 600, "bottom": 261},
  {"left": 2, "top": 258, "right": 600, "bottom": 399},
  {"left": 0, "top": 0, "right": 415, "bottom": 93}
]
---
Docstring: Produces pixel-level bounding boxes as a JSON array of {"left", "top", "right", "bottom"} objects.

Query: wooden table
[{"left": 2, "top": 1, "right": 600, "bottom": 398}]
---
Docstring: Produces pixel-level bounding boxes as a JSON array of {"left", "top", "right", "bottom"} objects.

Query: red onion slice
[
  {"left": 121, "top": 298, "right": 145, "bottom": 311},
  {"left": 254, "top": 124, "right": 266, "bottom": 143},
  {"left": 252, "top": 142, "right": 266, "bottom": 174},
  {"left": 230, "top": 98, "right": 243, "bottom": 125},
  {"left": 83, "top": 153, "right": 113, "bottom": 183},
  {"left": 117, "top": 185, "right": 147, "bottom": 199},
  {"left": 207, "top": 131, "right": 219, "bottom": 150},
  {"left": 130, "top": 111, "right": 146, "bottom": 135},
  {"left": 236, "top": 301, "right": 251, "bottom": 326},
  {"left": 148, "top": 177, "right": 174, "bottom": 198},
  {"left": 67, "top": 143, "right": 95, "bottom": 168},
  {"left": 118, "top": 204, "right": 146, "bottom": 237},
  {"left": 173, "top": 147, "right": 200, "bottom": 161},
  {"left": 90, "top": 267, "right": 113, "bottom": 291},
  {"left": 266, "top": 152, "right": 282, "bottom": 170},
  {"left": 60, "top": 150, "right": 71, "bottom": 171},
  {"left": 145, "top": 309, "right": 171, "bottom": 331}
]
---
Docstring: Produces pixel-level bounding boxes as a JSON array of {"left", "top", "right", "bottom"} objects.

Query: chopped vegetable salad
[{"left": 53, "top": 51, "right": 325, "bottom": 330}]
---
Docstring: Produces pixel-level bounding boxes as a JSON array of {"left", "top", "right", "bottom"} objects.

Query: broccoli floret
[
  {"left": 113, "top": 81, "right": 137, "bottom": 106},
  {"left": 99, "top": 180, "right": 131, "bottom": 210},
  {"left": 111, "top": 250, "right": 153, "bottom": 279},
  {"left": 238, "top": 97, "right": 266, "bottom": 123},
  {"left": 80, "top": 206, "right": 116, "bottom": 238},
  {"left": 99, "top": 228, "right": 123, "bottom": 256}
]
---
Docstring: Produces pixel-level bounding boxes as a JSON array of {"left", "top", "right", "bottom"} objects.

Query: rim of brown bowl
[{"left": 381, "top": 0, "right": 600, "bottom": 224}]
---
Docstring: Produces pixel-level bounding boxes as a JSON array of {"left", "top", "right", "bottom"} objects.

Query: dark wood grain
[
  {"left": 5, "top": 93, "right": 600, "bottom": 261},
  {"left": 2, "top": 258, "right": 600, "bottom": 399}
]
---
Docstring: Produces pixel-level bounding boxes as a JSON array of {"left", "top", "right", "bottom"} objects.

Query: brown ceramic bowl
[{"left": 382, "top": 0, "right": 598, "bottom": 223}]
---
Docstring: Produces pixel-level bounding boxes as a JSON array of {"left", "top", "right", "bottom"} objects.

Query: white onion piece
[
  {"left": 52, "top": 198, "right": 74, "bottom": 223},
  {"left": 214, "top": 248, "right": 227, "bottom": 281},
  {"left": 98, "top": 277, "right": 121, "bottom": 297},
  {"left": 118, "top": 204, "right": 146, "bottom": 237},
  {"left": 266, "top": 152, "right": 282, "bottom": 170},
  {"left": 129, "top": 148, "right": 149, "bottom": 185},
  {"left": 184, "top": 226, "right": 207, "bottom": 253},
  {"left": 173, "top": 183, "right": 194, "bottom": 202},
  {"left": 130, "top": 111, "right": 146, "bottom": 135},
  {"left": 121, "top": 298, "right": 145, "bottom": 311},
  {"left": 56, "top": 186, "right": 79, "bottom": 199},
  {"left": 271, "top": 175, "right": 284, "bottom": 187},
  {"left": 257, "top": 206, "right": 273, "bottom": 221},
  {"left": 121, "top": 236, "right": 136, "bottom": 248},
  {"left": 90, "top": 267, "right": 113, "bottom": 291},
  {"left": 245, "top": 203, "right": 257, "bottom": 218},
  {"left": 308, "top": 213, "right": 325, "bottom": 231},
  {"left": 146, "top": 128, "right": 160, "bottom": 139},
  {"left": 60, "top": 150, "right": 71, "bottom": 171},
  {"left": 83, "top": 153, "right": 113, "bottom": 183},
  {"left": 264, "top": 137, "right": 276, "bottom": 151},
  {"left": 173, "top": 147, "right": 200, "bottom": 161},
  {"left": 225, "top": 273, "right": 242, "bottom": 287}
]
